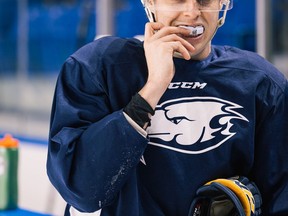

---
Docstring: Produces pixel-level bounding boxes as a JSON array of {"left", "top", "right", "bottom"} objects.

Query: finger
[
  {"left": 144, "top": 23, "right": 195, "bottom": 58},
  {"left": 169, "top": 41, "right": 192, "bottom": 60},
  {"left": 152, "top": 26, "right": 192, "bottom": 40},
  {"left": 158, "top": 34, "right": 195, "bottom": 53},
  {"left": 144, "top": 22, "right": 165, "bottom": 39},
  {"left": 145, "top": 23, "right": 192, "bottom": 40},
  {"left": 160, "top": 41, "right": 190, "bottom": 60}
]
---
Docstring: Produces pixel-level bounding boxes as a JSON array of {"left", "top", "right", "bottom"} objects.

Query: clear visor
[{"left": 148, "top": 0, "right": 233, "bottom": 12}]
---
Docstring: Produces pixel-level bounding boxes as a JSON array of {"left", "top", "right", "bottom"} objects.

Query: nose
[{"left": 182, "top": 1, "right": 201, "bottom": 18}]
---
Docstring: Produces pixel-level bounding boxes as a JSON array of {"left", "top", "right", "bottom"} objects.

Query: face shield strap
[
  {"left": 207, "top": 0, "right": 230, "bottom": 52},
  {"left": 217, "top": 0, "right": 230, "bottom": 27},
  {"left": 144, "top": 7, "right": 156, "bottom": 22},
  {"left": 208, "top": 0, "right": 230, "bottom": 51},
  {"left": 141, "top": 0, "right": 156, "bottom": 22}
]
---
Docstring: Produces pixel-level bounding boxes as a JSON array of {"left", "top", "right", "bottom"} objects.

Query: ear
[{"left": 145, "top": 0, "right": 155, "bottom": 8}]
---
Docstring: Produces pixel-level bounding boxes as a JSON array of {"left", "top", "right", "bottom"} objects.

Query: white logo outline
[{"left": 147, "top": 97, "right": 249, "bottom": 154}]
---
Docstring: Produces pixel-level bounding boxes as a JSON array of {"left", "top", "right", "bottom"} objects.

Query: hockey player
[{"left": 47, "top": 0, "right": 288, "bottom": 215}]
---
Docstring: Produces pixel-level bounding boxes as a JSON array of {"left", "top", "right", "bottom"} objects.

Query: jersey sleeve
[
  {"left": 252, "top": 76, "right": 288, "bottom": 215},
  {"left": 46, "top": 49, "right": 148, "bottom": 212}
]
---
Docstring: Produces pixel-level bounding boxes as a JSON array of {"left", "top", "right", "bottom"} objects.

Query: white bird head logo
[{"left": 147, "top": 97, "right": 248, "bottom": 154}]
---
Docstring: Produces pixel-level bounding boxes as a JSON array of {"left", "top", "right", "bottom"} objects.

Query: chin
[{"left": 189, "top": 44, "right": 211, "bottom": 60}]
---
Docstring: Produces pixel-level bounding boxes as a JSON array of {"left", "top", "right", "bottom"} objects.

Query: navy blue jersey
[{"left": 47, "top": 36, "right": 288, "bottom": 216}]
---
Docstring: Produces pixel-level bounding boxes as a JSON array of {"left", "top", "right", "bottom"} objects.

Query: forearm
[
  {"left": 47, "top": 111, "right": 147, "bottom": 212},
  {"left": 138, "top": 79, "right": 169, "bottom": 110},
  {"left": 252, "top": 81, "right": 288, "bottom": 215}
]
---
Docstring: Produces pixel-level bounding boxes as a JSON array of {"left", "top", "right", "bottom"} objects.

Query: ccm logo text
[{"left": 168, "top": 82, "right": 207, "bottom": 90}]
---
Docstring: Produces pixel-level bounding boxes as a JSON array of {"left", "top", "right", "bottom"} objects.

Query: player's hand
[{"left": 139, "top": 22, "right": 195, "bottom": 109}]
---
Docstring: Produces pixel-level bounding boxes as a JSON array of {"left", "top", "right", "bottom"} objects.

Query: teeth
[{"left": 179, "top": 25, "right": 204, "bottom": 37}]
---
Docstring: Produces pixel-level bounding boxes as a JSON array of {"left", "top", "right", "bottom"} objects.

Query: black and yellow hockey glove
[{"left": 188, "top": 176, "right": 262, "bottom": 216}]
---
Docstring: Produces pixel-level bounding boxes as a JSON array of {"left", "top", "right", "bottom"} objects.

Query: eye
[
  {"left": 170, "top": 116, "right": 193, "bottom": 125},
  {"left": 197, "top": 0, "right": 212, "bottom": 7},
  {"left": 165, "top": 0, "right": 183, "bottom": 3},
  {"left": 171, "top": 117, "right": 184, "bottom": 125}
]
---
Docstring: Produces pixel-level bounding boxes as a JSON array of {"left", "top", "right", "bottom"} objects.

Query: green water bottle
[{"left": 0, "top": 134, "right": 19, "bottom": 210}]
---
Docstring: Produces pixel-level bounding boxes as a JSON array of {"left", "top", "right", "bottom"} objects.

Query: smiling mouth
[{"left": 179, "top": 25, "right": 205, "bottom": 38}]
